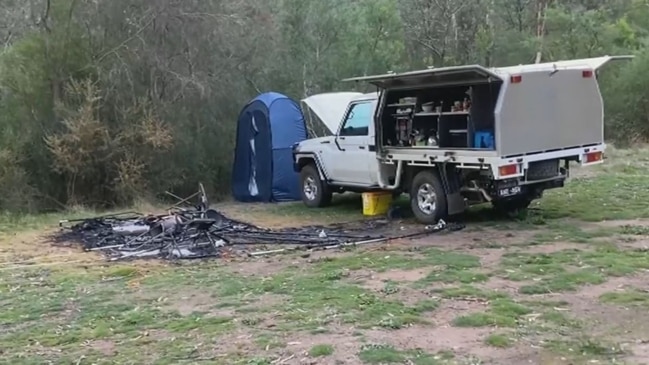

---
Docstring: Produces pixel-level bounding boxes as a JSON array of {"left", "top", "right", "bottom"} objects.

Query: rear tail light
[
  {"left": 582, "top": 69, "right": 593, "bottom": 78},
  {"left": 499, "top": 164, "right": 519, "bottom": 176},
  {"left": 585, "top": 151, "right": 602, "bottom": 163},
  {"left": 510, "top": 75, "right": 522, "bottom": 84}
]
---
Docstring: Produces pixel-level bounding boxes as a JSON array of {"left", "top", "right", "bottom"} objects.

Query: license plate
[{"left": 498, "top": 186, "right": 522, "bottom": 197}]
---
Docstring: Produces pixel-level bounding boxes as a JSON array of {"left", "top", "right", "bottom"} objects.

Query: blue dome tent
[{"left": 231, "top": 92, "right": 307, "bottom": 202}]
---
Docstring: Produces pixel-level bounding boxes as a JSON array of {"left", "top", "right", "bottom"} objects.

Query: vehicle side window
[{"left": 339, "top": 102, "right": 372, "bottom": 136}]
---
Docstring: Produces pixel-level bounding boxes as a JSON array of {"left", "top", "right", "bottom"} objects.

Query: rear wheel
[
  {"left": 410, "top": 170, "right": 448, "bottom": 224},
  {"left": 300, "top": 164, "right": 332, "bottom": 208}
]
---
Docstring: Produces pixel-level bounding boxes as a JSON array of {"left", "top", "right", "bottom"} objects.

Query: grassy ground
[{"left": 2, "top": 146, "right": 649, "bottom": 364}]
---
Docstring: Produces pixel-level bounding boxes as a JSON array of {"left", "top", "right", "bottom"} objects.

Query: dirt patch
[
  {"left": 476, "top": 347, "right": 568, "bottom": 365},
  {"left": 88, "top": 340, "right": 116, "bottom": 357},
  {"left": 473, "top": 247, "right": 506, "bottom": 268},
  {"left": 281, "top": 331, "right": 362, "bottom": 365},
  {"left": 227, "top": 257, "right": 292, "bottom": 277},
  {"left": 626, "top": 342, "right": 649, "bottom": 365},
  {"left": 232, "top": 245, "right": 431, "bottom": 278},
  {"left": 479, "top": 276, "right": 525, "bottom": 296},
  {"left": 469, "top": 230, "right": 538, "bottom": 248},
  {"left": 617, "top": 237, "right": 649, "bottom": 251},
  {"left": 373, "top": 268, "right": 428, "bottom": 282},
  {"left": 364, "top": 324, "right": 490, "bottom": 353},
  {"left": 570, "top": 274, "right": 649, "bottom": 301},
  {"left": 200, "top": 329, "right": 259, "bottom": 359},
  {"left": 410, "top": 227, "right": 537, "bottom": 252},
  {"left": 531, "top": 274, "right": 649, "bottom": 363},
  {"left": 227, "top": 248, "right": 376, "bottom": 278},
  {"left": 431, "top": 299, "right": 488, "bottom": 325},
  {"left": 279, "top": 324, "right": 554, "bottom": 365},
  {"left": 361, "top": 300, "right": 545, "bottom": 364},
  {"left": 270, "top": 299, "right": 495, "bottom": 363},
  {"left": 590, "top": 219, "right": 649, "bottom": 229},
  {"left": 0, "top": 230, "right": 100, "bottom": 265},
  {"left": 566, "top": 300, "right": 649, "bottom": 358},
  {"left": 350, "top": 268, "right": 443, "bottom": 306},
  {"left": 159, "top": 289, "right": 285, "bottom": 319},
  {"left": 407, "top": 228, "right": 537, "bottom": 269},
  {"left": 304, "top": 249, "right": 361, "bottom": 263},
  {"left": 160, "top": 291, "right": 222, "bottom": 316},
  {"left": 355, "top": 268, "right": 429, "bottom": 292},
  {"left": 515, "top": 241, "right": 586, "bottom": 255}
]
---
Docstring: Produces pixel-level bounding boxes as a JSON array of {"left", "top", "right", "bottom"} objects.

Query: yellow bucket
[{"left": 362, "top": 191, "right": 393, "bottom": 216}]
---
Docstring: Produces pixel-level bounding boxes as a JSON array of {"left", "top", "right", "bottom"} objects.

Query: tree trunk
[{"left": 534, "top": 0, "right": 550, "bottom": 63}]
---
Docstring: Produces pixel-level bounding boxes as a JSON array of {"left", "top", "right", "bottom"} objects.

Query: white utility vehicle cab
[{"left": 294, "top": 56, "right": 632, "bottom": 224}]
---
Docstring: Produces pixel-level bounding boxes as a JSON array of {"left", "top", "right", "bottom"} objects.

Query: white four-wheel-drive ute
[{"left": 293, "top": 56, "right": 633, "bottom": 224}]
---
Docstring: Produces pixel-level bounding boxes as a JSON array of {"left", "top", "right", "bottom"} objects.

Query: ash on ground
[{"left": 52, "top": 184, "right": 462, "bottom": 261}]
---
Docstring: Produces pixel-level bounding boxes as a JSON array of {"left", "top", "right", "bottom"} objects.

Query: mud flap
[
  {"left": 446, "top": 192, "right": 466, "bottom": 215},
  {"left": 439, "top": 164, "right": 466, "bottom": 216}
]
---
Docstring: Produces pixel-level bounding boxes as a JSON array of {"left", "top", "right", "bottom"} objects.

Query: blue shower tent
[{"left": 231, "top": 92, "right": 307, "bottom": 202}]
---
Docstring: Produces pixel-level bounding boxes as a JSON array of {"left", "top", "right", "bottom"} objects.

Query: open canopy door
[
  {"left": 494, "top": 55, "right": 635, "bottom": 74},
  {"left": 342, "top": 65, "right": 502, "bottom": 89},
  {"left": 341, "top": 55, "right": 634, "bottom": 89}
]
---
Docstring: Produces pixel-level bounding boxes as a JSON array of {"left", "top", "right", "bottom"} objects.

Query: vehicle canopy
[
  {"left": 343, "top": 55, "right": 634, "bottom": 156},
  {"left": 342, "top": 55, "right": 633, "bottom": 88}
]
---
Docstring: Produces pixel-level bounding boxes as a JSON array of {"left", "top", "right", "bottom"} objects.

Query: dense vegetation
[{"left": 0, "top": 0, "right": 648, "bottom": 213}]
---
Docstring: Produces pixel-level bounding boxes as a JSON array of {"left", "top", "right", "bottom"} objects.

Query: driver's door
[{"left": 327, "top": 101, "right": 374, "bottom": 183}]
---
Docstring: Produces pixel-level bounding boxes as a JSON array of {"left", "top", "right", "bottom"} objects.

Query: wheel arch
[
  {"left": 295, "top": 153, "right": 328, "bottom": 181},
  {"left": 403, "top": 165, "right": 443, "bottom": 193}
]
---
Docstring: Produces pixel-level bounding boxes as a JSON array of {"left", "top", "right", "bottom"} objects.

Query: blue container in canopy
[{"left": 474, "top": 130, "right": 495, "bottom": 149}]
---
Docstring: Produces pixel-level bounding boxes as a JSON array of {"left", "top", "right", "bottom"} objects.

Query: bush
[
  {"left": 0, "top": 149, "right": 38, "bottom": 212},
  {"left": 602, "top": 50, "right": 649, "bottom": 144}
]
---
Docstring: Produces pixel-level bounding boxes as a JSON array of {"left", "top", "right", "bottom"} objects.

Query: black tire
[
  {"left": 300, "top": 164, "right": 332, "bottom": 208},
  {"left": 492, "top": 197, "right": 532, "bottom": 218},
  {"left": 410, "top": 170, "right": 448, "bottom": 224}
]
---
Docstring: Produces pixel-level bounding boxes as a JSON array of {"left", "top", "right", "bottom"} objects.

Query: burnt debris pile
[{"left": 54, "top": 183, "right": 463, "bottom": 261}]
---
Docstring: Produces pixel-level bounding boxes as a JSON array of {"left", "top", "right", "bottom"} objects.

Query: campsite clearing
[{"left": 2, "top": 146, "right": 649, "bottom": 364}]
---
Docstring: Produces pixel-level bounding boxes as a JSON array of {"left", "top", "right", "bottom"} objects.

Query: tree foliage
[{"left": 0, "top": 0, "right": 648, "bottom": 212}]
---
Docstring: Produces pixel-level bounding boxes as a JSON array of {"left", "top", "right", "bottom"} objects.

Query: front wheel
[
  {"left": 410, "top": 170, "right": 448, "bottom": 224},
  {"left": 300, "top": 164, "right": 332, "bottom": 208}
]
